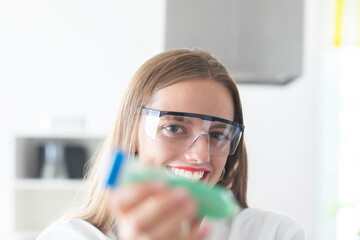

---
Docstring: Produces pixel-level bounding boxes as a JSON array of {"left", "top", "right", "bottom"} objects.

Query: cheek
[
  {"left": 137, "top": 128, "right": 177, "bottom": 167},
  {"left": 209, "top": 156, "right": 227, "bottom": 184},
  {"left": 212, "top": 156, "right": 227, "bottom": 171}
]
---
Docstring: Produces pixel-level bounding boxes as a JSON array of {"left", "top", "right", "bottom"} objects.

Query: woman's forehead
[{"left": 145, "top": 78, "right": 235, "bottom": 121}]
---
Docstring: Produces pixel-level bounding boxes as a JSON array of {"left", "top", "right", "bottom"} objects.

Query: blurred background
[{"left": 0, "top": 0, "right": 359, "bottom": 239}]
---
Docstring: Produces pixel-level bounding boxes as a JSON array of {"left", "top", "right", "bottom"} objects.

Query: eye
[
  {"left": 163, "top": 125, "right": 184, "bottom": 134},
  {"left": 210, "top": 132, "right": 228, "bottom": 140}
]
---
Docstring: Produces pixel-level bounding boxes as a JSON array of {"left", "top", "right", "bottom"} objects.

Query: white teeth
[{"left": 169, "top": 168, "right": 204, "bottom": 180}]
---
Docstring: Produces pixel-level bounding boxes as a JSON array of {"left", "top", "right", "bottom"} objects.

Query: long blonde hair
[{"left": 72, "top": 49, "right": 248, "bottom": 233}]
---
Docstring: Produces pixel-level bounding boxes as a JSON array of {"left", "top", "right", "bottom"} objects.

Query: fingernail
[{"left": 198, "top": 221, "right": 212, "bottom": 237}]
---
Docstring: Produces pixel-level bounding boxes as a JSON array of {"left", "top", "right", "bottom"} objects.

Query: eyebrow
[
  {"left": 210, "top": 123, "right": 229, "bottom": 129},
  {"left": 162, "top": 115, "right": 191, "bottom": 123},
  {"left": 161, "top": 116, "right": 230, "bottom": 129}
]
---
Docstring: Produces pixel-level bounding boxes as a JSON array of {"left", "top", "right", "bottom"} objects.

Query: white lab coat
[{"left": 37, "top": 208, "right": 305, "bottom": 240}]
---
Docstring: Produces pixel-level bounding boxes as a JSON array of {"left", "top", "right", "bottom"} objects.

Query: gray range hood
[{"left": 165, "top": 0, "right": 303, "bottom": 85}]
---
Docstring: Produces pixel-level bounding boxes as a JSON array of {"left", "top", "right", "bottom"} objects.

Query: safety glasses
[{"left": 141, "top": 108, "right": 244, "bottom": 156}]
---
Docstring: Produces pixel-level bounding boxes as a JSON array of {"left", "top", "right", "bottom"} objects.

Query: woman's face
[{"left": 136, "top": 78, "right": 235, "bottom": 186}]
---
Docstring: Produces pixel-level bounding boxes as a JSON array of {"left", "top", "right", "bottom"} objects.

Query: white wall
[
  {"left": 0, "top": 0, "right": 165, "bottom": 135},
  {"left": 241, "top": 2, "right": 321, "bottom": 239},
  {"left": 0, "top": 0, "right": 321, "bottom": 239},
  {"left": 242, "top": 81, "right": 318, "bottom": 239}
]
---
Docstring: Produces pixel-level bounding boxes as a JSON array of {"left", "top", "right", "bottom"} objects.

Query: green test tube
[{"left": 106, "top": 150, "right": 239, "bottom": 219}]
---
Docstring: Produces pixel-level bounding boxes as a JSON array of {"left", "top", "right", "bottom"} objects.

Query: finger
[
  {"left": 187, "top": 220, "right": 211, "bottom": 240},
  {"left": 139, "top": 195, "right": 198, "bottom": 240},
  {"left": 110, "top": 181, "right": 167, "bottom": 213},
  {"left": 129, "top": 187, "right": 197, "bottom": 234},
  {"left": 147, "top": 217, "right": 208, "bottom": 240}
]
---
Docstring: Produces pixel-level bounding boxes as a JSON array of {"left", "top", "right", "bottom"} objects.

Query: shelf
[
  {"left": 15, "top": 179, "right": 85, "bottom": 191},
  {"left": 13, "top": 135, "right": 100, "bottom": 239},
  {"left": 15, "top": 136, "right": 103, "bottom": 179}
]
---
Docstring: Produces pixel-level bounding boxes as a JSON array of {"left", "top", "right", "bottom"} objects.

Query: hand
[{"left": 109, "top": 182, "right": 210, "bottom": 240}]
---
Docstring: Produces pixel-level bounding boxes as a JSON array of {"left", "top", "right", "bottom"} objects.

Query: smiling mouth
[{"left": 167, "top": 166, "right": 209, "bottom": 181}]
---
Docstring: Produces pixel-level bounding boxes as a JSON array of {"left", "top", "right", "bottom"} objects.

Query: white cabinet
[{"left": 14, "top": 135, "right": 104, "bottom": 240}]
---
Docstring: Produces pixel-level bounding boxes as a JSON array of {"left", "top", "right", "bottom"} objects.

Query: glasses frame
[{"left": 141, "top": 108, "right": 245, "bottom": 155}]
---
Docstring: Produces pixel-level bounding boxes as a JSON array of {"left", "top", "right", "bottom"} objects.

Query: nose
[{"left": 184, "top": 132, "right": 210, "bottom": 164}]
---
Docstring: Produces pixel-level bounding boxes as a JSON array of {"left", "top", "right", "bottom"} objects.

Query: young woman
[{"left": 37, "top": 49, "right": 305, "bottom": 240}]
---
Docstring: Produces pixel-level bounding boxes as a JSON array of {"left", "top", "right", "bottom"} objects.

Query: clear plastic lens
[{"left": 143, "top": 113, "right": 242, "bottom": 156}]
